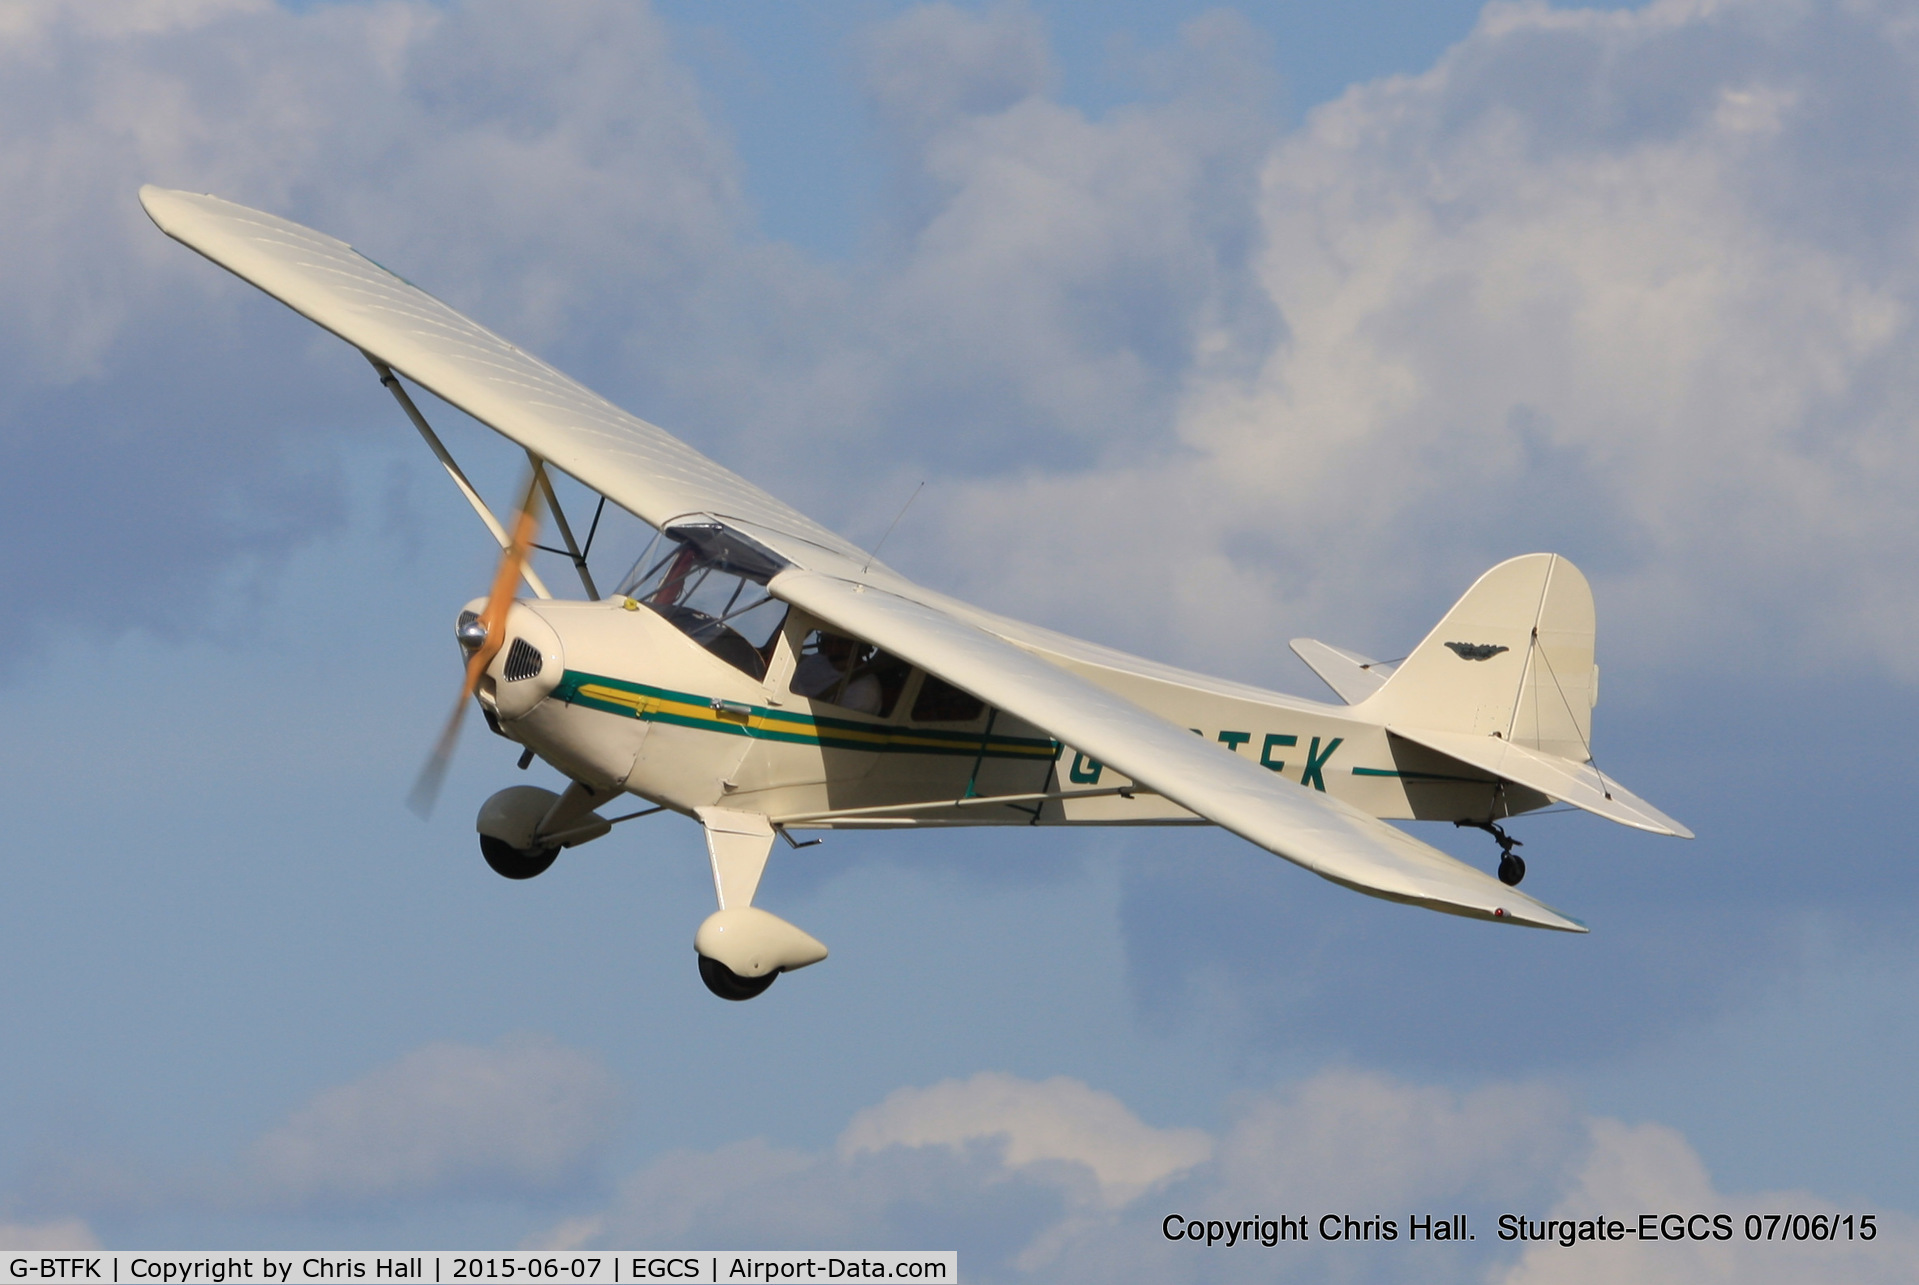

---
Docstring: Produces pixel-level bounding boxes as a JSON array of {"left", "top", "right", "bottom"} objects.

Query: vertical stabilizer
[{"left": 1357, "top": 554, "right": 1597, "bottom": 761}]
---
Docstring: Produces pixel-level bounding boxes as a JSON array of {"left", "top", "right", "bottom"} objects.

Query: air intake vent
[{"left": 503, "top": 636, "right": 544, "bottom": 682}]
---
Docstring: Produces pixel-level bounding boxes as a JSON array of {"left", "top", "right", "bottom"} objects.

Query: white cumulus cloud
[
  {"left": 0, "top": 0, "right": 766, "bottom": 642},
  {"left": 895, "top": 0, "right": 1919, "bottom": 691},
  {"left": 247, "top": 1035, "right": 621, "bottom": 1206},
  {"left": 839, "top": 1071, "right": 1212, "bottom": 1208},
  {"left": 17, "top": 0, "right": 1919, "bottom": 696},
  {"left": 536, "top": 1067, "right": 1919, "bottom": 1285}
]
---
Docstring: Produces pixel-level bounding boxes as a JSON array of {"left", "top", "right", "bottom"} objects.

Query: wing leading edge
[{"left": 773, "top": 571, "right": 1586, "bottom": 933}]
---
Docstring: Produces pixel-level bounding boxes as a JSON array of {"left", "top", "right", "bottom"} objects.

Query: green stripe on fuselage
[
  {"left": 552, "top": 670, "right": 1059, "bottom": 759},
  {"left": 1352, "top": 766, "right": 1489, "bottom": 783}
]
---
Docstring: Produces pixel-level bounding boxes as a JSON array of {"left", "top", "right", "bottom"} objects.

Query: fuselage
[{"left": 478, "top": 595, "right": 1531, "bottom": 832}]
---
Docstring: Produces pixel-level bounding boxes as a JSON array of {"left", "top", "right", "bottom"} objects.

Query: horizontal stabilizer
[
  {"left": 1290, "top": 639, "right": 1396, "bottom": 704},
  {"left": 1388, "top": 726, "right": 1692, "bottom": 838}
]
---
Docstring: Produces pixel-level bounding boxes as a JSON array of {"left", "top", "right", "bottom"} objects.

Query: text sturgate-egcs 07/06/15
[{"left": 1159, "top": 1211, "right": 1882, "bottom": 1251}]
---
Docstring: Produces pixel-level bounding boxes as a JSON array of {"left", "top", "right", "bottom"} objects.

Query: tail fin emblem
[{"left": 1443, "top": 641, "right": 1509, "bottom": 661}]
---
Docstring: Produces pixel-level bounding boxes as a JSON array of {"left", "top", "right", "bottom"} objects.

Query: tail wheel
[
  {"left": 1458, "top": 819, "right": 1527, "bottom": 888},
  {"left": 699, "top": 954, "right": 777, "bottom": 1001},
  {"left": 480, "top": 834, "right": 559, "bottom": 880}
]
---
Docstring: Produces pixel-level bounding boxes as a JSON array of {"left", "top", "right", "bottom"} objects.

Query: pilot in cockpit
[{"left": 790, "top": 632, "right": 882, "bottom": 715}]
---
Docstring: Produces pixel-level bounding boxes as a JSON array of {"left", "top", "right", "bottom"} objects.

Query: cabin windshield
[{"left": 617, "top": 522, "right": 790, "bottom": 680}]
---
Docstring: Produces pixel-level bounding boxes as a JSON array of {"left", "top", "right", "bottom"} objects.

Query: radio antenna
[{"left": 863, "top": 481, "right": 925, "bottom": 575}]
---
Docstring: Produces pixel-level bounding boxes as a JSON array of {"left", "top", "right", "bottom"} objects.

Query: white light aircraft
[{"left": 142, "top": 187, "right": 1691, "bottom": 1000}]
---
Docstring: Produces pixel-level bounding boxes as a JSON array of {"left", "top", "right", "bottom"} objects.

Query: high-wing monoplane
[{"left": 142, "top": 187, "right": 1691, "bottom": 1000}]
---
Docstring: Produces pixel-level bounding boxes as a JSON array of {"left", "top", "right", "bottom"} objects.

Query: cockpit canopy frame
[{"left": 617, "top": 517, "right": 795, "bottom": 681}]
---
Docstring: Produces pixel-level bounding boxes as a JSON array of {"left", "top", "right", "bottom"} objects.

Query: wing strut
[
  {"left": 366, "top": 353, "right": 551, "bottom": 599},
  {"left": 528, "top": 452, "right": 601, "bottom": 600},
  {"left": 771, "top": 783, "right": 1159, "bottom": 827}
]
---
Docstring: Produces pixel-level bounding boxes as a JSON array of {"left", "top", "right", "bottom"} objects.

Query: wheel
[
  {"left": 1498, "top": 853, "right": 1526, "bottom": 887},
  {"left": 480, "top": 833, "right": 559, "bottom": 880},
  {"left": 699, "top": 953, "right": 777, "bottom": 1001}
]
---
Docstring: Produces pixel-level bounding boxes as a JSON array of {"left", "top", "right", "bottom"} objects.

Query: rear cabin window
[{"left": 911, "top": 674, "right": 985, "bottom": 723}]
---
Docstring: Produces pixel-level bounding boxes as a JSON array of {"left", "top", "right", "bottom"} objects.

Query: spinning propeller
[{"left": 408, "top": 472, "right": 545, "bottom": 817}]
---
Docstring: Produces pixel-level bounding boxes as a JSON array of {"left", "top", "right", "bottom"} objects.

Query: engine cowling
[{"left": 468, "top": 602, "right": 564, "bottom": 722}]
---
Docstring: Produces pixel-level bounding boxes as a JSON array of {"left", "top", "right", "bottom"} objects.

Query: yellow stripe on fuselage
[{"left": 565, "top": 675, "right": 1056, "bottom": 759}]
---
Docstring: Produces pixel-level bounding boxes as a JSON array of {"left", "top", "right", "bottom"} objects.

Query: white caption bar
[{"left": 2, "top": 1255, "right": 957, "bottom": 1285}]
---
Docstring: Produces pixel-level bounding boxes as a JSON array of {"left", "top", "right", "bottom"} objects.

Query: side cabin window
[
  {"left": 791, "top": 630, "right": 910, "bottom": 717},
  {"left": 911, "top": 673, "right": 985, "bottom": 723},
  {"left": 617, "top": 523, "right": 789, "bottom": 681}
]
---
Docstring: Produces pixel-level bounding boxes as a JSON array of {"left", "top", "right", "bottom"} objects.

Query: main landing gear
[
  {"left": 1456, "top": 819, "right": 1526, "bottom": 886},
  {"left": 693, "top": 810, "right": 830, "bottom": 1001},
  {"left": 475, "top": 782, "right": 620, "bottom": 881}
]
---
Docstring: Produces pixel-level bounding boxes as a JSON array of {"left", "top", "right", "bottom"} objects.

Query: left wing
[
  {"left": 138, "top": 187, "right": 872, "bottom": 571},
  {"left": 773, "top": 571, "right": 1586, "bottom": 932}
]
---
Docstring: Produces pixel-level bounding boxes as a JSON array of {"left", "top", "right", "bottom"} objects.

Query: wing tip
[
  {"left": 1519, "top": 910, "right": 1589, "bottom": 933},
  {"left": 1626, "top": 813, "right": 1694, "bottom": 840},
  {"left": 1487, "top": 899, "right": 1587, "bottom": 933},
  {"left": 138, "top": 184, "right": 198, "bottom": 233},
  {"left": 1320, "top": 868, "right": 1589, "bottom": 933},
  {"left": 139, "top": 185, "right": 242, "bottom": 233}
]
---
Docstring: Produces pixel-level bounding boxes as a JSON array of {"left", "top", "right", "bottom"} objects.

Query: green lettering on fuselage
[
  {"left": 1260, "top": 733, "right": 1297, "bottom": 772},
  {"left": 1300, "top": 736, "right": 1343, "bottom": 791}
]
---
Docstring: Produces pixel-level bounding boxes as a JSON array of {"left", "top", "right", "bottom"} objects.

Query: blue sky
[{"left": 4, "top": 0, "right": 1919, "bottom": 1279}]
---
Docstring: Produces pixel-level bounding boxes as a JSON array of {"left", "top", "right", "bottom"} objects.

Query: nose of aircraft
[{"left": 457, "top": 599, "right": 564, "bottom": 721}]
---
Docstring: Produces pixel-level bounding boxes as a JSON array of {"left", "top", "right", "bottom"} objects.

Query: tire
[
  {"left": 699, "top": 953, "right": 777, "bottom": 1001},
  {"left": 480, "top": 833, "right": 559, "bottom": 880},
  {"left": 1498, "top": 853, "right": 1526, "bottom": 887}
]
